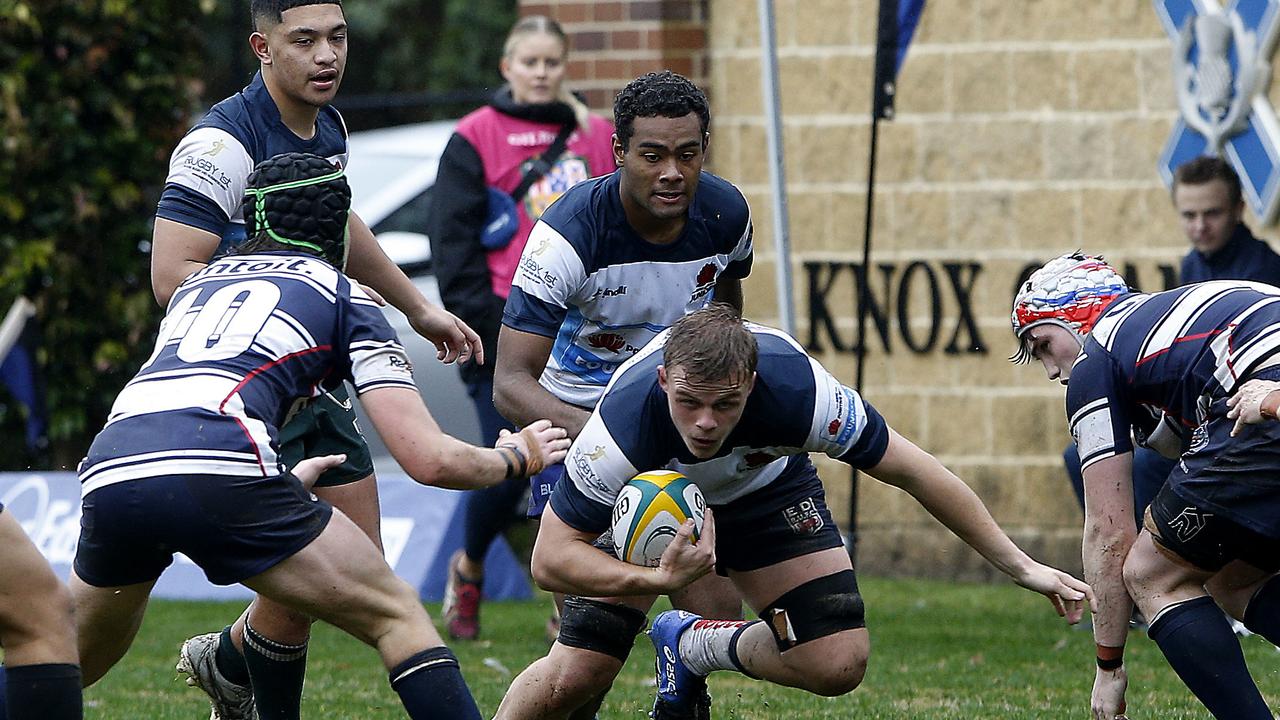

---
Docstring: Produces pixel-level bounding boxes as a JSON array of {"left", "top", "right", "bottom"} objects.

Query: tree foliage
[{"left": 0, "top": 2, "right": 205, "bottom": 468}]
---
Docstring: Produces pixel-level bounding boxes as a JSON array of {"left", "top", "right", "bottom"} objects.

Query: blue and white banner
[{"left": 0, "top": 471, "right": 531, "bottom": 602}]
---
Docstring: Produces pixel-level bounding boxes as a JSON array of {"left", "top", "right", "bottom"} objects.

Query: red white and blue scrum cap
[{"left": 1009, "top": 252, "right": 1127, "bottom": 364}]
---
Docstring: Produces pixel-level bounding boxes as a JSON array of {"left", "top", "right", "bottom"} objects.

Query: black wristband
[
  {"left": 496, "top": 444, "right": 528, "bottom": 479},
  {"left": 1096, "top": 656, "right": 1123, "bottom": 671}
]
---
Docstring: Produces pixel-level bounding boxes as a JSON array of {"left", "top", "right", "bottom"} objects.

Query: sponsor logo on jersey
[
  {"left": 182, "top": 155, "right": 233, "bottom": 190},
  {"left": 690, "top": 262, "right": 719, "bottom": 302},
  {"left": 388, "top": 355, "right": 413, "bottom": 374},
  {"left": 204, "top": 139, "right": 228, "bottom": 157},
  {"left": 1168, "top": 505, "right": 1212, "bottom": 542},
  {"left": 518, "top": 256, "right": 558, "bottom": 288},
  {"left": 572, "top": 444, "right": 605, "bottom": 491},
  {"left": 585, "top": 332, "right": 640, "bottom": 355},
  {"left": 588, "top": 284, "right": 628, "bottom": 301},
  {"left": 782, "top": 497, "right": 825, "bottom": 535}
]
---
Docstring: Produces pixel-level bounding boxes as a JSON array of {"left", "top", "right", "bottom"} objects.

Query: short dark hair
[
  {"left": 251, "top": 0, "right": 342, "bottom": 31},
  {"left": 613, "top": 71, "right": 710, "bottom": 151},
  {"left": 240, "top": 152, "right": 351, "bottom": 268},
  {"left": 663, "top": 303, "right": 757, "bottom": 384},
  {"left": 1173, "top": 156, "right": 1243, "bottom": 207}
]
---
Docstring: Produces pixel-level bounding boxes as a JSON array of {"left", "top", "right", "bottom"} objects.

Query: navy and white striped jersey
[
  {"left": 155, "top": 73, "right": 349, "bottom": 257},
  {"left": 1068, "top": 280, "right": 1280, "bottom": 470},
  {"left": 549, "top": 323, "right": 890, "bottom": 534},
  {"left": 502, "top": 170, "right": 754, "bottom": 408},
  {"left": 79, "top": 253, "right": 414, "bottom": 495}
]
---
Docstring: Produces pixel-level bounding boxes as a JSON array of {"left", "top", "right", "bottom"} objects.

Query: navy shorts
[
  {"left": 712, "top": 455, "right": 844, "bottom": 574},
  {"left": 279, "top": 386, "right": 375, "bottom": 488},
  {"left": 1147, "top": 483, "right": 1280, "bottom": 573},
  {"left": 74, "top": 473, "right": 333, "bottom": 587},
  {"left": 1167, "top": 392, "right": 1280, "bottom": 540}
]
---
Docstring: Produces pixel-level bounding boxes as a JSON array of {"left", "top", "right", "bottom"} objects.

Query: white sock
[{"left": 677, "top": 619, "right": 760, "bottom": 676}]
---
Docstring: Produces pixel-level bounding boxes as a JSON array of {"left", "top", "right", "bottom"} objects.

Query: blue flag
[
  {"left": 874, "top": 0, "right": 927, "bottom": 119},
  {"left": 895, "top": 0, "right": 926, "bottom": 78}
]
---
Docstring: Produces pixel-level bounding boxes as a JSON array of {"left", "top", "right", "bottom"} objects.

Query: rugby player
[
  {"left": 70, "top": 153, "right": 567, "bottom": 720},
  {"left": 149, "top": 2, "right": 479, "bottom": 717},
  {"left": 1013, "top": 252, "right": 1280, "bottom": 719},
  {"left": 501, "top": 303, "right": 1091, "bottom": 720}
]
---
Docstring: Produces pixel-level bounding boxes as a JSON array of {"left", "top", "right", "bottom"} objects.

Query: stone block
[
  {"left": 891, "top": 189, "right": 951, "bottom": 248},
  {"left": 1011, "top": 50, "right": 1073, "bottom": 113},
  {"left": 721, "top": 56, "right": 762, "bottom": 116},
  {"left": 915, "top": 0, "right": 974, "bottom": 43},
  {"left": 793, "top": 0, "right": 861, "bottom": 47},
  {"left": 1138, "top": 46, "right": 1176, "bottom": 113},
  {"left": 1043, "top": 120, "right": 1108, "bottom": 180},
  {"left": 952, "top": 51, "right": 1011, "bottom": 115},
  {"left": 1012, "top": 188, "right": 1080, "bottom": 251},
  {"left": 897, "top": 52, "right": 949, "bottom": 115},
  {"left": 991, "top": 394, "right": 1063, "bottom": 457},
  {"left": 952, "top": 189, "right": 1014, "bottom": 251},
  {"left": 874, "top": 121, "right": 919, "bottom": 183},
  {"left": 1079, "top": 187, "right": 1170, "bottom": 251},
  {"left": 1075, "top": 50, "right": 1140, "bottom": 112},
  {"left": 1112, "top": 117, "right": 1174, "bottom": 181},
  {"left": 927, "top": 392, "right": 993, "bottom": 456}
]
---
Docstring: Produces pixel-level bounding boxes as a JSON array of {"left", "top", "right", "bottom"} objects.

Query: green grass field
[{"left": 84, "top": 576, "right": 1280, "bottom": 719}]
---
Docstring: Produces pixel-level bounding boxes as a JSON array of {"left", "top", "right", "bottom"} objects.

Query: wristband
[
  {"left": 1096, "top": 643, "right": 1123, "bottom": 671},
  {"left": 496, "top": 444, "right": 529, "bottom": 479},
  {"left": 1261, "top": 391, "right": 1280, "bottom": 421}
]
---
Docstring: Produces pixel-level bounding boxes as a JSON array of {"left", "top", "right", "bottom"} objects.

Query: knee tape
[
  {"left": 556, "top": 596, "right": 647, "bottom": 662},
  {"left": 761, "top": 570, "right": 865, "bottom": 651}
]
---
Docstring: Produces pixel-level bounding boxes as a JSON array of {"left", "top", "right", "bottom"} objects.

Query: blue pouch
[{"left": 480, "top": 187, "right": 519, "bottom": 251}]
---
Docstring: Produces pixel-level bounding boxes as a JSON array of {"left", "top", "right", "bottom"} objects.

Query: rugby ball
[{"left": 610, "top": 470, "right": 705, "bottom": 567}]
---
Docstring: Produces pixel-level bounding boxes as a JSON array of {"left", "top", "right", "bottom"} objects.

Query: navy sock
[
  {"left": 3, "top": 663, "right": 82, "bottom": 720},
  {"left": 243, "top": 622, "right": 307, "bottom": 720},
  {"left": 388, "top": 647, "right": 480, "bottom": 720},
  {"left": 1243, "top": 574, "right": 1280, "bottom": 647},
  {"left": 1148, "top": 596, "right": 1271, "bottom": 719},
  {"left": 215, "top": 625, "right": 251, "bottom": 688},
  {"left": 461, "top": 476, "right": 527, "bottom": 562}
]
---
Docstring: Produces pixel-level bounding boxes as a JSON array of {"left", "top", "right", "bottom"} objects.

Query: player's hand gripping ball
[{"left": 610, "top": 471, "right": 705, "bottom": 567}]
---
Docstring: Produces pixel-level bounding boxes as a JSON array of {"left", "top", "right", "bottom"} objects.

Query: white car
[{"left": 345, "top": 120, "right": 484, "bottom": 453}]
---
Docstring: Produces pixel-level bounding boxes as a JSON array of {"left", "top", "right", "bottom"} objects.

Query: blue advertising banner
[{"left": 0, "top": 471, "right": 531, "bottom": 602}]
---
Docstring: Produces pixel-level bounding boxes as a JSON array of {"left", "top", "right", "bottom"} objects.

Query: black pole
[{"left": 850, "top": 0, "right": 899, "bottom": 566}]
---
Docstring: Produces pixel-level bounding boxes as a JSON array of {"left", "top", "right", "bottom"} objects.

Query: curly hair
[
  {"left": 613, "top": 70, "right": 710, "bottom": 151},
  {"left": 251, "top": 0, "right": 342, "bottom": 30},
  {"left": 663, "top": 303, "right": 757, "bottom": 383}
]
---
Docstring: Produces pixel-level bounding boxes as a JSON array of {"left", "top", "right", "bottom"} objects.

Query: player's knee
[
  {"left": 551, "top": 596, "right": 644, "bottom": 693},
  {"left": 800, "top": 653, "right": 866, "bottom": 697}
]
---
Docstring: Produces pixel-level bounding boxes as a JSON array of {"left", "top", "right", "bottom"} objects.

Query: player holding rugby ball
[{"left": 498, "top": 303, "right": 1092, "bottom": 719}]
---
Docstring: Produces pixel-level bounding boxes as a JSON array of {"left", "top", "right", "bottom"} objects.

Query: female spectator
[{"left": 426, "top": 14, "right": 615, "bottom": 642}]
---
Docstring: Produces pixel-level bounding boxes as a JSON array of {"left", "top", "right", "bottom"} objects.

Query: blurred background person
[{"left": 427, "top": 15, "right": 616, "bottom": 642}]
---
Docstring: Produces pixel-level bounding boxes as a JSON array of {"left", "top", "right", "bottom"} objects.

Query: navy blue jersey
[
  {"left": 503, "top": 170, "right": 754, "bottom": 407},
  {"left": 549, "top": 323, "right": 890, "bottom": 534},
  {"left": 155, "top": 73, "right": 349, "bottom": 256},
  {"left": 79, "top": 253, "right": 414, "bottom": 494},
  {"left": 1068, "top": 280, "right": 1280, "bottom": 469}
]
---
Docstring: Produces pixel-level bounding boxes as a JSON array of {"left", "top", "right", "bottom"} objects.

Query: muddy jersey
[
  {"left": 549, "top": 323, "right": 890, "bottom": 534},
  {"left": 502, "top": 170, "right": 753, "bottom": 409},
  {"left": 79, "top": 253, "right": 413, "bottom": 494}
]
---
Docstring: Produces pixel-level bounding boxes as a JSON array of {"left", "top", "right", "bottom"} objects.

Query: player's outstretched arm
[
  {"left": 529, "top": 504, "right": 712, "bottom": 597},
  {"left": 866, "top": 428, "right": 1093, "bottom": 623},
  {"left": 360, "top": 386, "right": 568, "bottom": 489},
  {"left": 1227, "top": 378, "right": 1280, "bottom": 435},
  {"left": 344, "top": 211, "right": 482, "bottom": 365},
  {"left": 150, "top": 218, "right": 221, "bottom": 306},
  {"left": 494, "top": 325, "right": 592, "bottom": 436}
]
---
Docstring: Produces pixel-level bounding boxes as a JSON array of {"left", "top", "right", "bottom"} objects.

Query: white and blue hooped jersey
[
  {"left": 502, "top": 170, "right": 753, "bottom": 409},
  {"left": 78, "top": 253, "right": 415, "bottom": 495},
  {"left": 155, "top": 73, "right": 349, "bottom": 257},
  {"left": 1068, "top": 280, "right": 1280, "bottom": 470},
  {"left": 548, "top": 323, "right": 890, "bottom": 534}
]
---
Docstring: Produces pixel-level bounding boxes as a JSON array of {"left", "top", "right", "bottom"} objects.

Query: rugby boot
[
  {"left": 442, "top": 550, "right": 482, "bottom": 640},
  {"left": 176, "top": 632, "right": 258, "bottom": 720},
  {"left": 649, "top": 610, "right": 713, "bottom": 720}
]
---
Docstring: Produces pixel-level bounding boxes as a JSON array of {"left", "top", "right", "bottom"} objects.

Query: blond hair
[{"left": 504, "top": 15, "right": 590, "bottom": 130}]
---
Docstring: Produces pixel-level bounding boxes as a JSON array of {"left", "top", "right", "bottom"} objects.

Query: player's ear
[
  {"left": 612, "top": 133, "right": 625, "bottom": 167},
  {"left": 657, "top": 365, "right": 668, "bottom": 392},
  {"left": 250, "top": 31, "right": 271, "bottom": 64}
]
